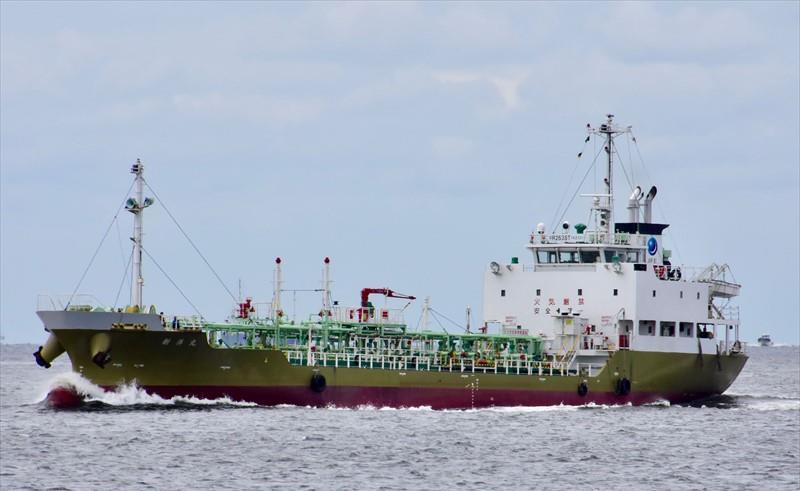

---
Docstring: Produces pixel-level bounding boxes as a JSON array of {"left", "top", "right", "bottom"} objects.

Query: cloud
[
  {"left": 488, "top": 75, "right": 526, "bottom": 110},
  {"left": 433, "top": 69, "right": 528, "bottom": 110}
]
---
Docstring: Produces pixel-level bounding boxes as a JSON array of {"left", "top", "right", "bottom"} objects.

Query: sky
[{"left": 1, "top": 1, "right": 798, "bottom": 344}]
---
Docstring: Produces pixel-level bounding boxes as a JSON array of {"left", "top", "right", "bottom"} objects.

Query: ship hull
[{"left": 45, "top": 328, "right": 747, "bottom": 409}]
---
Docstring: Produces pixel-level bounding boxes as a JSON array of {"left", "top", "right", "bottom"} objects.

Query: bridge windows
[
  {"left": 679, "top": 322, "right": 694, "bottom": 337},
  {"left": 536, "top": 250, "right": 558, "bottom": 264},
  {"left": 559, "top": 250, "right": 580, "bottom": 263},
  {"left": 536, "top": 248, "right": 600, "bottom": 264},
  {"left": 603, "top": 249, "right": 644, "bottom": 263},
  {"left": 536, "top": 247, "right": 644, "bottom": 264},
  {"left": 625, "top": 250, "right": 641, "bottom": 262}
]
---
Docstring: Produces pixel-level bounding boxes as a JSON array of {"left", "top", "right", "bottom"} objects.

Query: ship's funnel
[
  {"left": 643, "top": 186, "right": 657, "bottom": 223},
  {"left": 33, "top": 333, "right": 64, "bottom": 369},
  {"left": 627, "top": 186, "right": 642, "bottom": 222}
]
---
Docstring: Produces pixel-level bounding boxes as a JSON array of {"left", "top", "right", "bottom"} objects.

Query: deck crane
[
  {"left": 360, "top": 288, "right": 416, "bottom": 306},
  {"left": 358, "top": 288, "right": 416, "bottom": 322}
]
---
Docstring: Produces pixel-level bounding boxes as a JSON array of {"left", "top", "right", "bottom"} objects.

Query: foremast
[{"left": 125, "top": 159, "right": 153, "bottom": 310}]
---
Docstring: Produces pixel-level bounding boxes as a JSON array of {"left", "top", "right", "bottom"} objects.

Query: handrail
[
  {"left": 37, "top": 293, "right": 108, "bottom": 311},
  {"left": 279, "top": 349, "right": 606, "bottom": 378}
]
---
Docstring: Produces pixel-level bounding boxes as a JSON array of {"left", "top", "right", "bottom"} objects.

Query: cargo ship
[{"left": 34, "top": 115, "right": 748, "bottom": 409}]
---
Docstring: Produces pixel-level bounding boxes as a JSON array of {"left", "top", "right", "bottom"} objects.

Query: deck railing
[
  {"left": 281, "top": 350, "right": 605, "bottom": 378},
  {"left": 330, "top": 307, "right": 406, "bottom": 325},
  {"left": 37, "top": 294, "right": 107, "bottom": 311}
]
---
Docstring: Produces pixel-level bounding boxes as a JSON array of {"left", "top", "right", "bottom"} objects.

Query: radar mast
[
  {"left": 125, "top": 159, "right": 153, "bottom": 310},
  {"left": 589, "top": 114, "right": 631, "bottom": 243}
]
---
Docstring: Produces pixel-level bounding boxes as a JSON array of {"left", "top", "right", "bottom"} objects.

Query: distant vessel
[
  {"left": 757, "top": 334, "right": 773, "bottom": 347},
  {"left": 34, "top": 115, "right": 748, "bottom": 409}
]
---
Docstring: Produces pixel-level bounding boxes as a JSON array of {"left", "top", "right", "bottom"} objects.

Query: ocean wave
[
  {"left": 737, "top": 397, "right": 800, "bottom": 412},
  {"left": 725, "top": 392, "right": 799, "bottom": 401},
  {"left": 452, "top": 402, "right": 638, "bottom": 413},
  {"left": 462, "top": 404, "right": 581, "bottom": 413},
  {"left": 318, "top": 402, "right": 635, "bottom": 412},
  {"left": 643, "top": 399, "right": 671, "bottom": 407},
  {"left": 321, "top": 404, "right": 435, "bottom": 411},
  {"left": 692, "top": 393, "right": 800, "bottom": 411}
]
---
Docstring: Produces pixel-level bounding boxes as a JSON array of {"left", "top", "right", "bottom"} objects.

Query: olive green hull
[{"left": 48, "top": 329, "right": 747, "bottom": 408}]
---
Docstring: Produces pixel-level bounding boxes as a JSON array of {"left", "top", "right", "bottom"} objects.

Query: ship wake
[{"left": 690, "top": 393, "right": 800, "bottom": 411}]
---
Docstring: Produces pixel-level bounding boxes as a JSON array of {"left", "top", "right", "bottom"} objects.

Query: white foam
[
  {"left": 314, "top": 401, "right": 640, "bottom": 412},
  {"left": 37, "top": 372, "right": 256, "bottom": 407},
  {"left": 463, "top": 404, "right": 581, "bottom": 413},
  {"left": 446, "top": 402, "right": 635, "bottom": 413},
  {"left": 309, "top": 403, "right": 432, "bottom": 411},
  {"left": 726, "top": 391, "right": 799, "bottom": 400},
  {"left": 744, "top": 399, "right": 800, "bottom": 412}
]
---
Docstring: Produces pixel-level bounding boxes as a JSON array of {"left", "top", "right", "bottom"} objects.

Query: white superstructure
[{"left": 482, "top": 115, "right": 744, "bottom": 368}]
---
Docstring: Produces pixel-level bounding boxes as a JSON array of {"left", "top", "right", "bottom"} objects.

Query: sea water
[{"left": 1, "top": 344, "right": 798, "bottom": 490}]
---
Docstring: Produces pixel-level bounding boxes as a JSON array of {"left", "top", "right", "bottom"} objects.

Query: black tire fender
[
  {"left": 615, "top": 377, "right": 631, "bottom": 396},
  {"left": 310, "top": 372, "right": 327, "bottom": 393}
]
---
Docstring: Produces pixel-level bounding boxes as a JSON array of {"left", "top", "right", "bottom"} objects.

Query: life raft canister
[
  {"left": 577, "top": 382, "right": 588, "bottom": 397},
  {"left": 615, "top": 377, "right": 631, "bottom": 396},
  {"left": 310, "top": 372, "right": 327, "bottom": 393}
]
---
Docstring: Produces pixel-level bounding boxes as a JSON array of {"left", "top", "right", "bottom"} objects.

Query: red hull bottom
[
  {"left": 127, "top": 385, "right": 711, "bottom": 409},
  {"left": 46, "top": 387, "right": 85, "bottom": 409}
]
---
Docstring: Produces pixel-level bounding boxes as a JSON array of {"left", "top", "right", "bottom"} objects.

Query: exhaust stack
[
  {"left": 627, "top": 186, "right": 642, "bottom": 222},
  {"left": 643, "top": 186, "right": 657, "bottom": 223},
  {"left": 322, "top": 257, "right": 332, "bottom": 318},
  {"left": 273, "top": 257, "right": 283, "bottom": 320}
]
